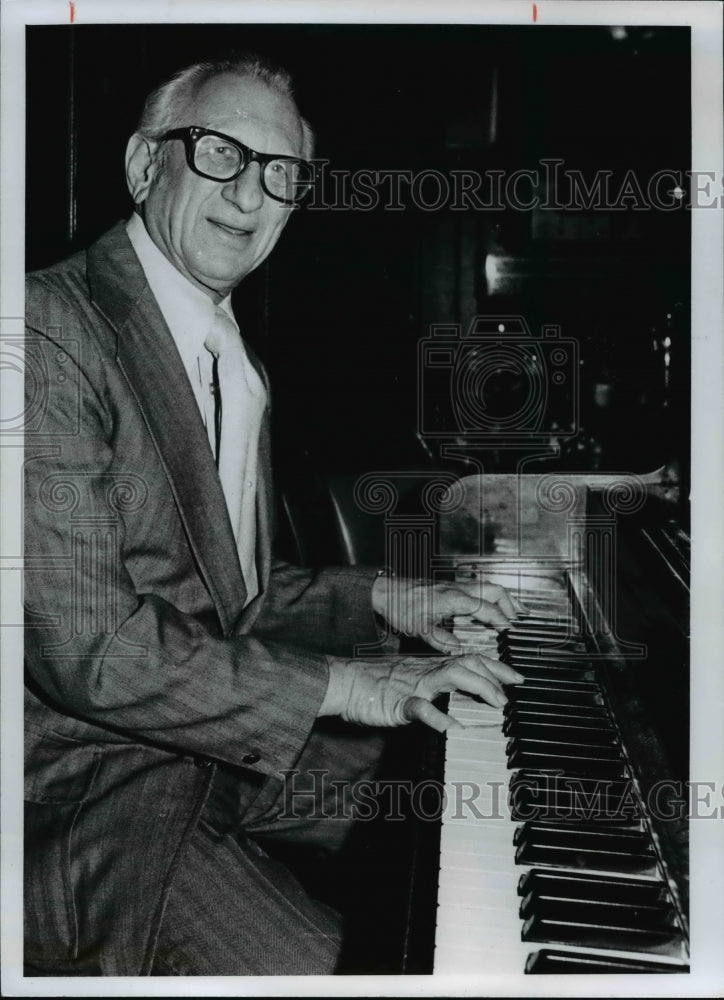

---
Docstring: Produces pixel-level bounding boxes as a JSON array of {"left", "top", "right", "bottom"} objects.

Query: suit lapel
[{"left": 86, "top": 223, "right": 249, "bottom": 633}]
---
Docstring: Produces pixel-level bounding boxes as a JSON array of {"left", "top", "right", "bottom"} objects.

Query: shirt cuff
[{"left": 318, "top": 658, "right": 355, "bottom": 718}]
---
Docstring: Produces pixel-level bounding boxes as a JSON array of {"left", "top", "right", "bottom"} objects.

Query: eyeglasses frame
[{"left": 160, "top": 126, "right": 313, "bottom": 205}]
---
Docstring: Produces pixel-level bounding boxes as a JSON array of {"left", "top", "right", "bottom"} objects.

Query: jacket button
[
  {"left": 194, "top": 756, "right": 213, "bottom": 768},
  {"left": 241, "top": 751, "right": 261, "bottom": 765}
]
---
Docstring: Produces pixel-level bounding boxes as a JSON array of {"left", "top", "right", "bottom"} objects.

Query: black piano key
[
  {"left": 518, "top": 869, "right": 668, "bottom": 906},
  {"left": 516, "top": 608, "right": 575, "bottom": 621},
  {"left": 513, "top": 582, "right": 567, "bottom": 591},
  {"left": 511, "top": 679, "right": 601, "bottom": 695},
  {"left": 509, "top": 772, "right": 641, "bottom": 823},
  {"left": 521, "top": 914, "right": 683, "bottom": 956},
  {"left": 504, "top": 720, "right": 618, "bottom": 748},
  {"left": 513, "top": 609, "right": 577, "bottom": 621},
  {"left": 515, "top": 617, "right": 578, "bottom": 631},
  {"left": 514, "top": 600, "right": 574, "bottom": 621},
  {"left": 507, "top": 737, "right": 622, "bottom": 762},
  {"left": 515, "top": 593, "right": 571, "bottom": 607},
  {"left": 504, "top": 664, "right": 596, "bottom": 683},
  {"left": 510, "top": 620, "right": 581, "bottom": 635},
  {"left": 502, "top": 652, "right": 596, "bottom": 670},
  {"left": 514, "top": 825, "right": 658, "bottom": 875},
  {"left": 519, "top": 890, "right": 677, "bottom": 929},
  {"left": 510, "top": 771, "right": 633, "bottom": 798},
  {"left": 512, "top": 678, "right": 600, "bottom": 694},
  {"left": 510, "top": 796, "right": 641, "bottom": 825},
  {"left": 503, "top": 629, "right": 584, "bottom": 645},
  {"left": 513, "top": 835, "right": 654, "bottom": 870},
  {"left": 507, "top": 687, "right": 604, "bottom": 709},
  {"left": 503, "top": 631, "right": 583, "bottom": 646},
  {"left": 509, "top": 706, "right": 612, "bottom": 726},
  {"left": 509, "top": 782, "right": 641, "bottom": 824},
  {"left": 516, "top": 673, "right": 599, "bottom": 690},
  {"left": 515, "top": 823, "right": 654, "bottom": 854},
  {"left": 507, "top": 747, "right": 627, "bottom": 779},
  {"left": 525, "top": 949, "right": 689, "bottom": 974},
  {"left": 502, "top": 637, "right": 589, "bottom": 655}
]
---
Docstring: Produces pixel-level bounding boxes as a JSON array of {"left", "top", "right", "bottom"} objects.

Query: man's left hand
[{"left": 371, "top": 576, "right": 518, "bottom": 654}]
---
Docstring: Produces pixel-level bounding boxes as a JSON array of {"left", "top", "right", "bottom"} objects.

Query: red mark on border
[
  {"left": 532, "top": 3, "right": 538, "bottom": 21},
  {"left": 69, "top": 1, "right": 75, "bottom": 23}
]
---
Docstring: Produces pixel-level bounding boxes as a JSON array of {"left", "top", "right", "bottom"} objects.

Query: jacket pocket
[
  {"left": 24, "top": 733, "right": 101, "bottom": 967},
  {"left": 25, "top": 729, "right": 101, "bottom": 804}
]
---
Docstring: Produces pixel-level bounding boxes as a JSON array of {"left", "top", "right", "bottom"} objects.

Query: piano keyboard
[{"left": 433, "top": 574, "right": 690, "bottom": 975}]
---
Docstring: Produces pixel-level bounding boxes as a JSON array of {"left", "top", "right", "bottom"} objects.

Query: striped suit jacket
[{"left": 23, "top": 222, "right": 380, "bottom": 974}]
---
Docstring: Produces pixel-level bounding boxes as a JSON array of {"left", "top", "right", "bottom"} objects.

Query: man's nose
[{"left": 222, "top": 163, "right": 265, "bottom": 212}]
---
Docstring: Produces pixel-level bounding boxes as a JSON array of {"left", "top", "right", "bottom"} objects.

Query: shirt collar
[{"left": 126, "top": 213, "right": 236, "bottom": 374}]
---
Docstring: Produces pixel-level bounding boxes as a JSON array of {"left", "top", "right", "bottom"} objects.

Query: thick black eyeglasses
[{"left": 161, "top": 126, "right": 314, "bottom": 205}]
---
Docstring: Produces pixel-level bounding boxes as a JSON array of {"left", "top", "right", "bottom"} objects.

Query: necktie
[{"left": 204, "top": 309, "right": 266, "bottom": 605}]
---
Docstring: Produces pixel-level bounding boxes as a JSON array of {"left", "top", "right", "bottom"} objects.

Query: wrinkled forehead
[{"left": 184, "top": 72, "right": 304, "bottom": 156}]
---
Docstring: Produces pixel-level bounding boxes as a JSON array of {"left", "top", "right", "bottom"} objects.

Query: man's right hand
[{"left": 318, "top": 654, "right": 524, "bottom": 733}]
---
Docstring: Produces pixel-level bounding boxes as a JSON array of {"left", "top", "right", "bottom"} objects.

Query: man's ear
[{"left": 125, "top": 133, "right": 160, "bottom": 205}]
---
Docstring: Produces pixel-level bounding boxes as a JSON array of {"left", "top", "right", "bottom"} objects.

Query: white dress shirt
[
  {"left": 126, "top": 212, "right": 237, "bottom": 455},
  {"left": 126, "top": 212, "right": 264, "bottom": 603}
]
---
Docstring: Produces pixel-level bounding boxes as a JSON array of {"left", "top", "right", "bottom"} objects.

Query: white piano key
[
  {"left": 434, "top": 945, "right": 522, "bottom": 976},
  {"left": 436, "top": 896, "right": 519, "bottom": 927},
  {"left": 434, "top": 913, "right": 518, "bottom": 952},
  {"left": 436, "top": 870, "right": 517, "bottom": 894},
  {"left": 437, "top": 883, "right": 518, "bottom": 913},
  {"left": 441, "top": 828, "right": 514, "bottom": 860}
]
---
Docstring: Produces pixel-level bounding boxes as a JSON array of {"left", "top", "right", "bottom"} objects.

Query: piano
[{"left": 402, "top": 471, "right": 690, "bottom": 975}]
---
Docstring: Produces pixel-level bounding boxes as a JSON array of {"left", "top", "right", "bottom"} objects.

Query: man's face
[{"left": 139, "top": 73, "right": 304, "bottom": 299}]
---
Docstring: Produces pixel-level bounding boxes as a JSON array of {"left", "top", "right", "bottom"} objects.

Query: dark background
[{"left": 26, "top": 23, "right": 691, "bottom": 527}]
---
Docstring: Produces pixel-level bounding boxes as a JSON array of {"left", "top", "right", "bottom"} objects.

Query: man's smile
[{"left": 208, "top": 219, "right": 256, "bottom": 238}]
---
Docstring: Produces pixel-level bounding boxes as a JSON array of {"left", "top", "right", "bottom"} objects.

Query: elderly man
[{"left": 24, "top": 53, "right": 520, "bottom": 976}]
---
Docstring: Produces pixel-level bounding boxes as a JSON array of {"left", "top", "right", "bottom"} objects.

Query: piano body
[{"left": 402, "top": 470, "right": 689, "bottom": 975}]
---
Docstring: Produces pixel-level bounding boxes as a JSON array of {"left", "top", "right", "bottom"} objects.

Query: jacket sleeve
[
  {"left": 252, "top": 559, "right": 386, "bottom": 657},
  {"left": 24, "top": 277, "right": 335, "bottom": 779}
]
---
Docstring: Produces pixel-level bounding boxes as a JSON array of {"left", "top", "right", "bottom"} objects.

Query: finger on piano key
[{"left": 502, "top": 663, "right": 597, "bottom": 683}]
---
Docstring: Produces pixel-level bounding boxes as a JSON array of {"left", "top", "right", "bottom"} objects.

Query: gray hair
[{"left": 137, "top": 53, "right": 315, "bottom": 160}]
